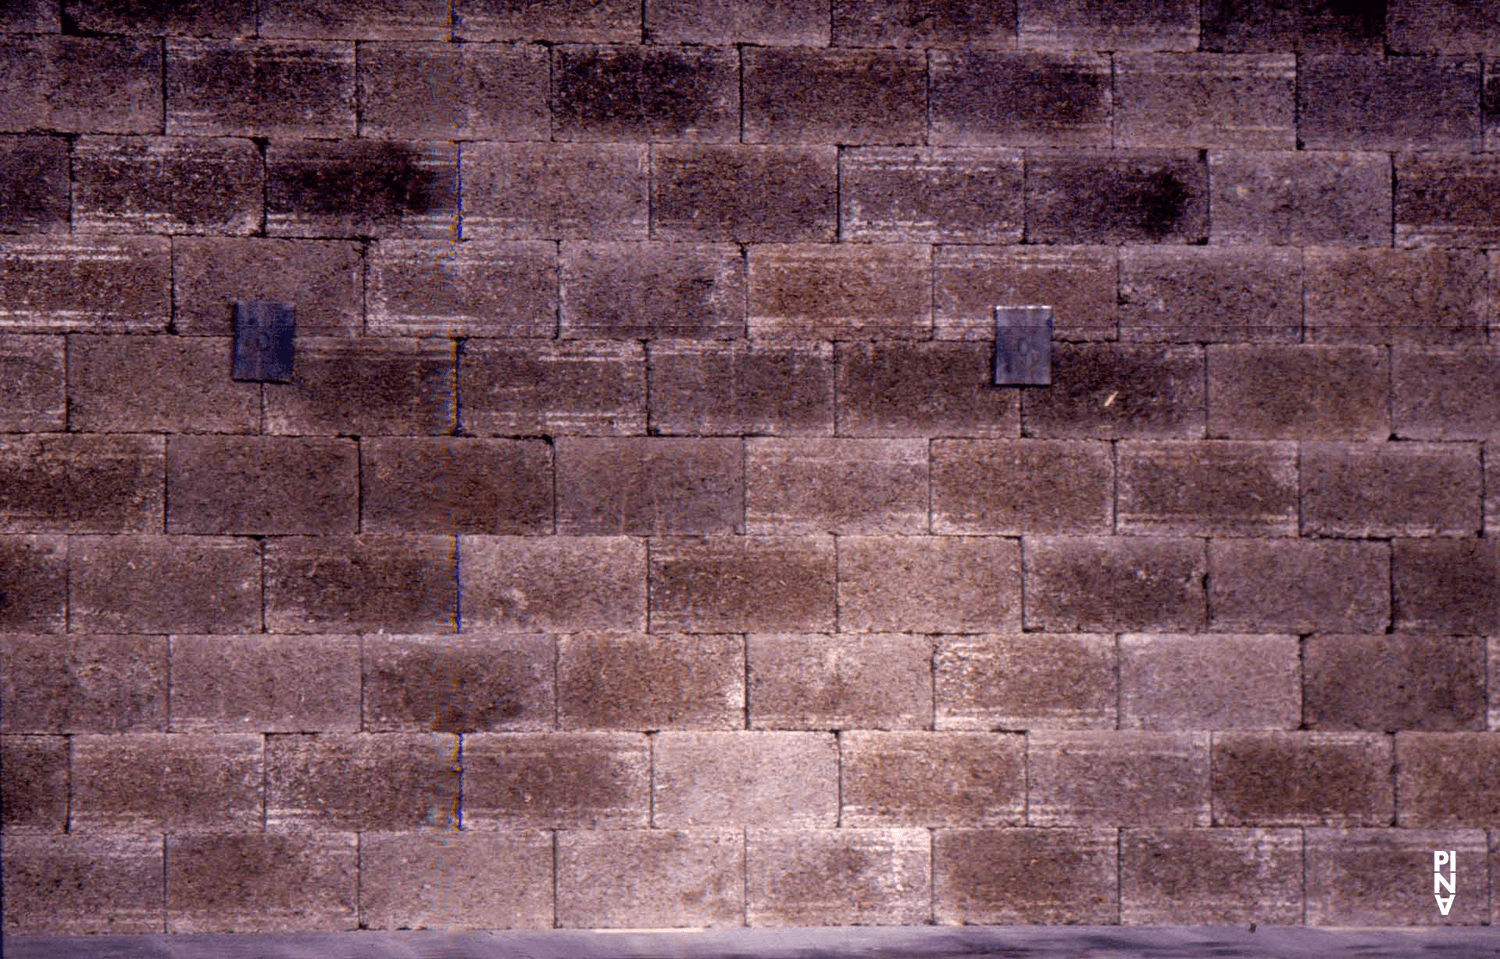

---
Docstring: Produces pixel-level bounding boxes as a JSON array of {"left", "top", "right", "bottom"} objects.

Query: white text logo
[{"left": 1433, "top": 850, "right": 1456, "bottom": 916}]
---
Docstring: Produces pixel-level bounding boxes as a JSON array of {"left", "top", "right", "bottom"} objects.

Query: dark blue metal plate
[
  {"left": 994, "top": 305, "right": 1052, "bottom": 386},
  {"left": 232, "top": 301, "right": 296, "bottom": 383}
]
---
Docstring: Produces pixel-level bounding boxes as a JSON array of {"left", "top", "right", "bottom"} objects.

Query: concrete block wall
[{"left": 1, "top": 0, "right": 1498, "bottom": 935}]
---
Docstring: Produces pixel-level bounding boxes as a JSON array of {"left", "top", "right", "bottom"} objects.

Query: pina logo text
[{"left": 1433, "top": 851, "right": 1457, "bottom": 916}]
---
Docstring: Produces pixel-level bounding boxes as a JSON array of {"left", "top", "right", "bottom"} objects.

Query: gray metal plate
[
  {"left": 994, "top": 304, "right": 1053, "bottom": 386},
  {"left": 231, "top": 300, "right": 296, "bottom": 383}
]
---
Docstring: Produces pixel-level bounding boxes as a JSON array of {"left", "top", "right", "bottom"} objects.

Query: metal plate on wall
[
  {"left": 232, "top": 300, "right": 296, "bottom": 383},
  {"left": 993, "top": 305, "right": 1052, "bottom": 386}
]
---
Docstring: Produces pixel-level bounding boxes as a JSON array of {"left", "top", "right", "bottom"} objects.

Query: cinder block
[
  {"left": 71, "top": 535, "right": 260, "bottom": 634},
  {"left": 362, "top": 438, "right": 552, "bottom": 535},
  {"left": 1305, "top": 634, "right": 1486, "bottom": 733},
  {"left": 266, "top": 139, "right": 457, "bottom": 239},
  {"left": 747, "top": 438, "right": 927, "bottom": 535},
  {"left": 1489, "top": 448, "right": 1499, "bottom": 537},
  {"left": 646, "top": 0, "right": 829, "bottom": 44},
  {"left": 464, "top": 732, "right": 648, "bottom": 827},
  {"left": 0, "top": 336, "right": 61, "bottom": 431},
  {"left": 559, "top": 633, "right": 741, "bottom": 731},
  {"left": 649, "top": 536, "right": 835, "bottom": 633},
  {"left": 171, "top": 634, "right": 360, "bottom": 733},
  {"left": 167, "top": 40, "right": 354, "bottom": 137},
  {"left": 69, "top": 335, "right": 259, "bottom": 434},
  {"left": 934, "top": 245, "right": 1117, "bottom": 341},
  {"left": 1029, "top": 730, "right": 1210, "bottom": 827},
  {"left": 1209, "top": 539, "right": 1389, "bottom": 633},
  {"left": 1398, "top": 154, "right": 1500, "bottom": 247},
  {"left": 649, "top": 339, "right": 833, "bottom": 436},
  {"left": 935, "top": 633, "right": 1115, "bottom": 730},
  {"left": 651, "top": 145, "right": 837, "bottom": 242},
  {"left": 1393, "top": 539, "right": 1500, "bottom": 634},
  {"left": 65, "top": 0, "right": 254, "bottom": 35},
  {"left": 173, "top": 238, "right": 362, "bottom": 337},
  {"left": 1027, "top": 150, "right": 1208, "bottom": 244},
  {"left": 749, "top": 633, "right": 933, "bottom": 730},
  {"left": 1301, "top": 442, "right": 1482, "bottom": 538},
  {"left": 653, "top": 732, "right": 837, "bottom": 827},
  {"left": 1305, "top": 248, "right": 1488, "bottom": 345},
  {"left": 931, "top": 439, "right": 1112, "bottom": 535},
  {"left": 1201, "top": 0, "right": 1385, "bottom": 53},
  {"left": 1392, "top": 347, "right": 1500, "bottom": 440},
  {"left": 2, "top": 0, "right": 54, "bottom": 31},
  {"left": 1119, "top": 246, "right": 1302, "bottom": 343},
  {"left": 839, "top": 536, "right": 1022, "bottom": 634},
  {"left": 748, "top": 243, "right": 930, "bottom": 339},
  {"left": 842, "top": 731, "right": 1025, "bottom": 827},
  {"left": 1398, "top": 733, "right": 1500, "bottom": 827},
  {"left": 366, "top": 633, "right": 553, "bottom": 733},
  {"left": 0, "top": 37, "right": 161, "bottom": 134},
  {"left": 934, "top": 828, "right": 1118, "bottom": 924},
  {"left": 167, "top": 436, "right": 357, "bottom": 535},
  {"left": 0, "top": 136, "right": 68, "bottom": 233},
  {"left": 166, "top": 832, "right": 357, "bottom": 933},
  {"left": 367, "top": 239, "right": 556, "bottom": 337},
  {"left": 1305, "top": 828, "right": 1489, "bottom": 925},
  {"left": 1115, "top": 53, "right": 1294, "bottom": 149},
  {"left": 74, "top": 136, "right": 261, "bottom": 235},
  {"left": 1, "top": 634, "right": 166, "bottom": 734},
  {"left": 462, "top": 536, "right": 645, "bottom": 633},
  {"left": 463, "top": 141, "right": 645, "bottom": 240},
  {"left": 460, "top": 339, "right": 644, "bottom": 437},
  {"left": 1120, "top": 634, "right": 1299, "bottom": 730},
  {"left": 266, "top": 732, "right": 458, "bottom": 829},
  {"left": 835, "top": 342, "right": 1020, "bottom": 437},
  {"left": 259, "top": 0, "right": 450, "bottom": 39},
  {"left": 1301, "top": 56, "right": 1481, "bottom": 152},
  {"left": 359, "top": 41, "right": 547, "bottom": 140},
  {"left": 361, "top": 830, "right": 553, "bottom": 930},
  {"left": 557, "top": 437, "right": 742, "bottom": 535},
  {"left": 264, "top": 535, "right": 455, "bottom": 635},
  {"left": 72, "top": 732, "right": 263, "bottom": 830},
  {"left": 1023, "top": 536, "right": 1206, "bottom": 632},
  {"left": 0, "top": 834, "right": 163, "bottom": 935},
  {"left": 561, "top": 242, "right": 744, "bottom": 339},
  {"left": 1486, "top": 60, "right": 1500, "bottom": 150},
  {"left": 1, "top": 736, "right": 66, "bottom": 832},
  {"left": 0, "top": 535, "right": 66, "bottom": 633},
  {"left": 747, "top": 828, "right": 930, "bottom": 926},
  {"left": 1211, "top": 732, "right": 1394, "bottom": 826},
  {"left": 841, "top": 147, "right": 1023, "bottom": 243},
  {"left": 0, "top": 435, "right": 163, "bottom": 534},
  {"left": 1388, "top": 0, "right": 1500, "bottom": 55},
  {"left": 264, "top": 337, "right": 456, "bottom": 436},
  {"left": 1207, "top": 344, "right": 1389, "bottom": 440},
  {"left": 459, "top": 0, "right": 638, "bottom": 41},
  {"left": 554, "top": 44, "right": 738, "bottom": 142},
  {"left": 1209, "top": 150, "right": 1390, "bottom": 246},
  {"left": 558, "top": 829, "right": 742, "bottom": 928},
  {"left": 833, "top": 0, "right": 1016, "bottom": 47},
  {"left": 744, "top": 48, "right": 924, "bottom": 145},
  {"left": 1018, "top": 0, "right": 1198, "bottom": 51},
  {"left": 0, "top": 235, "right": 170, "bottom": 333},
  {"left": 1121, "top": 828, "right": 1302, "bottom": 924},
  {"left": 1117, "top": 440, "right": 1298, "bottom": 536},
  {"left": 929, "top": 51, "right": 1108, "bottom": 147}
]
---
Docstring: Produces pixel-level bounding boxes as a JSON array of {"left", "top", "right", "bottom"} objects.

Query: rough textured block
[
  {"left": 1207, "top": 344, "right": 1389, "bottom": 440},
  {"left": 749, "top": 633, "right": 933, "bottom": 730},
  {"left": 463, "top": 142, "right": 645, "bottom": 240},
  {"left": 365, "top": 633, "right": 553, "bottom": 733},
  {"left": 71, "top": 535, "right": 260, "bottom": 634},
  {"left": 460, "top": 339, "right": 644, "bottom": 437},
  {"left": 464, "top": 732, "right": 648, "bottom": 827},
  {"left": 1388, "top": 0, "right": 1500, "bottom": 54},
  {"left": 171, "top": 634, "right": 360, "bottom": 733},
  {"left": 1397, "top": 733, "right": 1500, "bottom": 827},
  {"left": 173, "top": 238, "right": 362, "bottom": 337},
  {"left": 1305, "top": 248, "right": 1489, "bottom": 345},
  {"left": 558, "top": 829, "right": 743, "bottom": 928},
  {"left": 747, "top": 438, "right": 927, "bottom": 534},
  {"left": 167, "top": 436, "right": 356, "bottom": 535},
  {"left": 74, "top": 136, "right": 261, "bottom": 235},
  {"left": 0, "top": 235, "right": 170, "bottom": 333},
  {"left": 1487, "top": 60, "right": 1500, "bottom": 150},
  {"left": 1121, "top": 828, "right": 1302, "bottom": 924},
  {"left": 1210, "top": 150, "right": 1390, "bottom": 245},
  {"left": 1392, "top": 347, "right": 1500, "bottom": 440},
  {"left": 1210, "top": 539, "right": 1389, "bottom": 633},
  {"left": 359, "top": 41, "right": 547, "bottom": 140},
  {"left": 1211, "top": 732, "right": 1395, "bottom": 826},
  {"left": 1305, "top": 828, "right": 1489, "bottom": 925},
  {"left": 0, "top": 435, "right": 163, "bottom": 534},
  {"left": 167, "top": 832, "right": 357, "bottom": 933},
  {"left": 267, "top": 733, "right": 458, "bottom": 829},
  {"left": 1, "top": 634, "right": 166, "bottom": 734},
  {"left": 935, "top": 245, "right": 1117, "bottom": 341},
  {"left": 264, "top": 535, "right": 455, "bottom": 635},
  {"left": 1120, "top": 634, "right": 1299, "bottom": 730},
  {"left": 0, "top": 136, "right": 68, "bottom": 233},
  {"left": 934, "top": 828, "right": 1118, "bottom": 924},
  {"left": 69, "top": 335, "right": 259, "bottom": 434},
  {"left": 1305, "top": 634, "right": 1486, "bottom": 733},
  {"left": 72, "top": 732, "right": 263, "bottom": 830},
  {"left": 463, "top": 536, "right": 645, "bottom": 633},
  {"left": 0, "top": 535, "right": 66, "bottom": 633},
  {"left": 651, "top": 145, "right": 837, "bottom": 242},
  {"left": 1027, "top": 150, "right": 1208, "bottom": 244},
  {"left": 649, "top": 536, "right": 835, "bottom": 633},
  {"left": 1201, "top": 0, "right": 1385, "bottom": 53},
  {"left": 554, "top": 44, "right": 738, "bottom": 142},
  {"left": 839, "top": 536, "right": 1021, "bottom": 634},
  {"left": 930, "top": 51, "right": 1108, "bottom": 147},
  {"left": 842, "top": 731, "right": 1025, "bottom": 827},
  {"left": 833, "top": 0, "right": 1017, "bottom": 47},
  {"left": 1, "top": 736, "right": 66, "bottom": 831},
  {"left": 0, "top": 37, "right": 161, "bottom": 134},
  {"left": 1393, "top": 539, "right": 1500, "bottom": 634},
  {"left": 558, "top": 632, "right": 743, "bottom": 731},
  {"left": 1023, "top": 536, "right": 1206, "bottom": 632},
  {"left": 1399, "top": 154, "right": 1500, "bottom": 247},
  {"left": 1301, "top": 442, "right": 1482, "bottom": 538},
  {"left": 1119, "top": 247, "right": 1302, "bottom": 343},
  {"left": 1115, "top": 53, "right": 1294, "bottom": 149},
  {"left": 836, "top": 342, "right": 1020, "bottom": 437},
  {"left": 167, "top": 40, "right": 354, "bottom": 137},
  {"left": 1, "top": 834, "right": 163, "bottom": 935},
  {"left": 650, "top": 339, "right": 833, "bottom": 436},
  {"left": 264, "top": 337, "right": 456, "bottom": 436},
  {"left": 646, "top": 0, "right": 828, "bottom": 44},
  {"left": 653, "top": 732, "right": 837, "bottom": 827},
  {"left": 266, "top": 139, "right": 457, "bottom": 239},
  {"left": 935, "top": 634, "right": 1115, "bottom": 731},
  {"left": 748, "top": 243, "right": 929, "bottom": 339},
  {"left": 841, "top": 147, "right": 1023, "bottom": 243},
  {"left": 746, "top": 829, "right": 931, "bottom": 926},
  {"left": 1116, "top": 440, "right": 1298, "bottom": 536},
  {"left": 460, "top": 0, "right": 638, "bottom": 41},
  {"left": 1489, "top": 448, "right": 1499, "bottom": 537},
  {"left": 362, "top": 437, "right": 552, "bottom": 535},
  {"left": 931, "top": 439, "right": 1112, "bottom": 535},
  {"left": 361, "top": 830, "right": 553, "bottom": 930},
  {"left": 1301, "top": 56, "right": 1480, "bottom": 152},
  {"left": 259, "top": 0, "right": 449, "bottom": 39},
  {"left": 1029, "top": 731, "right": 1210, "bottom": 827},
  {"left": 1018, "top": 0, "right": 1198, "bottom": 50},
  {"left": 556, "top": 437, "right": 743, "bottom": 534},
  {"left": 561, "top": 242, "right": 744, "bottom": 339},
  {"left": 744, "top": 48, "right": 924, "bottom": 145},
  {"left": 367, "top": 239, "right": 555, "bottom": 337},
  {"left": 0, "top": 335, "right": 62, "bottom": 431},
  {"left": 65, "top": 0, "right": 255, "bottom": 36}
]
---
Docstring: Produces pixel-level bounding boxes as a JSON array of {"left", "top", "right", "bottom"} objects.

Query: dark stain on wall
[{"left": 1129, "top": 169, "right": 1193, "bottom": 239}]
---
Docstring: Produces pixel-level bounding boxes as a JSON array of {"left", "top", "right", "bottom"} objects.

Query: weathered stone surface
[
  {"left": 747, "top": 438, "right": 927, "bottom": 534},
  {"left": 69, "top": 335, "right": 260, "bottom": 433},
  {"left": 166, "top": 832, "right": 357, "bottom": 933},
  {"left": 1209, "top": 539, "right": 1390, "bottom": 634},
  {"left": 558, "top": 632, "right": 743, "bottom": 730},
  {"left": 460, "top": 339, "right": 644, "bottom": 437},
  {"left": 364, "top": 632, "right": 553, "bottom": 733},
  {"left": 0, "top": 334, "right": 63, "bottom": 430},
  {"left": 935, "top": 634, "right": 1116, "bottom": 731},
  {"left": 1398, "top": 154, "right": 1500, "bottom": 247},
  {"left": 462, "top": 536, "right": 645, "bottom": 633},
  {"left": 935, "top": 245, "right": 1117, "bottom": 341},
  {"left": 744, "top": 48, "right": 925, "bottom": 145},
  {"left": 653, "top": 732, "right": 838, "bottom": 827},
  {"left": 748, "top": 243, "right": 930, "bottom": 339},
  {"left": 1209, "top": 150, "right": 1391, "bottom": 246},
  {"left": 0, "top": 535, "right": 66, "bottom": 633},
  {"left": 554, "top": 44, "right": 738, "bottom": 142},
  {"left": 1304, "top": 248, "right": 1490, "bottom": 345},
  {"left": 1305, "top": 634, "right": 1487, "bottom": 733},
  {"left": 1, "top": 735, "right": 66, "bottom": 832},
  {"left": 265, "top": 535, "right": 456, "bottom": 635},
  {"left": 842, "top": 731, "right": 1025, "bottom": 827},
  {"left": 71, "top": 535, "right": 261, "bottom": 634},
  {"left": 839, "top": 536, "right": 1022, "bottom": 634},
  {"left": 259, "top": 0, "right": 451, "bottom": 39},
  {"left": 266, "top": 732, "right": 459, "bottom": 830},
  {"left": 1027, "top": 150, "right": 1208, "bottom": 243},
  {"left": 836, "top": 342, "right": 1020, "bottom": 437},
  {"left": 1022, "top": 344, "right": 1205, "bottom": 438},
  {"left": 167, "top": 436, "right": 357, "bottom": 535},
  {"left": 171, "top": 634, "right": 360, "bottom": 733},
  {"left": 1115, "top": 53, "right": 1295, "bottom": 149},
  {"left": 0, "top": 434, "right": 164, "bottom": 534},
  {"left": 1396, "top": 732, "right": 1500, "bottom": 827},
  {"left": 557, "top": 437, "right": 742, "bottom": 535},
  {"left": 934, "top": 828, "right": 1118, "bottom": 924},
  {"left": 832, "top": 0, "right": 1017, "bottom": 47},
  {"left": 558, "top": 829, "right": 742, "bottom": 928},
  {"left": 1029, "top": 731, "right": 1211, "bottom": 827},
  {"left": 645, "top": 0, "right": 829, "bottom": 45},
  {"left": 74, "top": 136, "right": 262, "bottom": 235},
  {"left": 0, "top": 37, "right": 161, "bottom": 134},
  {"left": 1388, "top": 0, "right": 1500, "bottom": 54},
  {"left": 1121, "top": 828, "right": 1303, "bottom": 924},
  {"left": 649, "top": 536, "right": 835, "bottom": 633},
  {"left": 1, "top": 634, "right": 166, "bottom": 734},
  {"left": 1018, "top": 0, "right": 1198, "bottom": 50},
  {"left": 361, "top": 437, "right": 553, "bottom": 535},
  {"left": 749, "top": 633, "right": 934, "bottom": 730},
  {"left": 1300, "top": 55, "right": 1482, "bottom": 151},
  {"left": 1023, "top": 536, "right": 1206, "bottom": 632},
  {"left": 652, "top": 145, "right": 837, "bottom": 242},
  {"left": 166, "top": 39, "right": 355, "bottom": 137},
  {"left": 359, "top": 41, "right": 548, "bottom": 140},
  {"left": 1119, "top": 634, "right": 1299, "bottom": 730},
  {"left": 649, "top": 340, "right": 834, "bottom": 436},
  {"left": 459, "top": 0, "right": 639, "bottom": 41},
  {"left": 1301, "top": 442, "right": 1482, "bottom": 538},
  {"left": 1393, "top": 539, "right": 1500, "bottom": 634},
  {"left": 841, "top": 147, "right": 1023, "bottom": 243},
  {"left": 464, "top": 732, "right": 649, "bottom": 827},
  {"left": 367, "top": 239, "right": 556, "bottom": 337},
  {"left": 746, "top": 829, "right": 931, "bottom": 926},
  {"left": 1211, "top": 732, "right": 1395, "bottom": 826},
  {"left": 931, "top": 439, "right": 1113, "bottom": 535},
  {"left": 1119, "top": 246, "right": 1302, "bottom": 343},
  {"left": 72, "top": 732, "right": 264, "bottom": 830},
  {"left": 0, "top": 136, "right": 68, "bottom": 233},
  {"left": 1116, "top": 440, "right": 1298, "bottom": 536},
  {"left": 173, "top": 237, "right": 362, "bottom": 337},
  {"left": 1305, "top": 828, "right": 1490, "bottom": 926},
  {"left": 0, "top": 235, "right": 170, "bottom": 333},
  {"left": 463, "top": 142, "right": 646, "bottom": 240},
  {"left": 1392, "top": 347, "right": 1500, "bottom": 440},
  {"left": 1207, "top": 344, "right": 1390, "bottom": 440},
  {"left": 1, "top": 834, "right": 163, "bottom": 935},
  {"left": 66, "top": 0, "right": 254, "bottom": 36},
  {"left": 267, "top": 139, "right": 458, "bottom": 238},
  {"left": 264, "top": 337, "right": 456, "bottom": 437},
  {"left": 361, "top": 830, "right": 553, "bottom": 930},
  {"left": 561, "top": 242, "right": 744, "bottom": 339},
  {"left": 1201, "top": 0, "right": 1385, "bottom": 53}
]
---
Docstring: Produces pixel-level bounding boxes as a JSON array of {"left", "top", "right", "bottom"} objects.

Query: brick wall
[{"left": 2, "top": 0, "right": 1498, "bottom": 935}]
